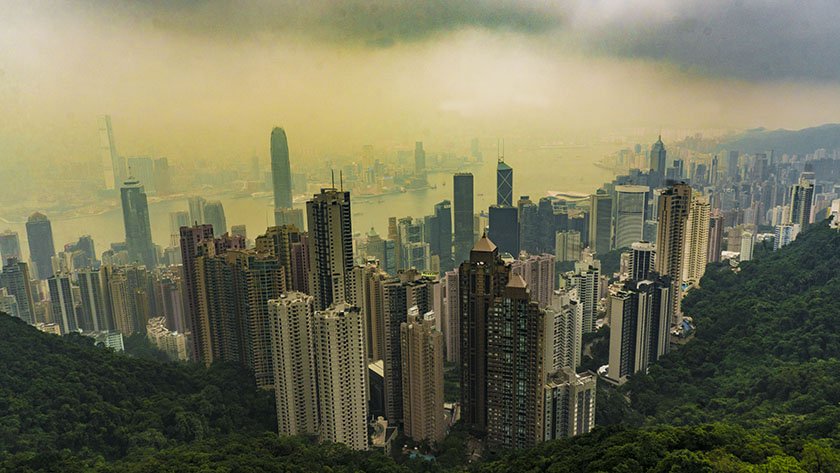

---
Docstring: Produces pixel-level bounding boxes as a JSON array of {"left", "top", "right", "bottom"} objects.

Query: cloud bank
[{"left": 90, "top": 0, "right": 840, "bottom": 81}]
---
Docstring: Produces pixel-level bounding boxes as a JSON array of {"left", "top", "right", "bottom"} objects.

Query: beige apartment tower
[
  {"left": 400, "top": 307, "right": 445, "bottom": 444},
  {"left": 682, "top": 195, "right": 710, "bottom": 287}
]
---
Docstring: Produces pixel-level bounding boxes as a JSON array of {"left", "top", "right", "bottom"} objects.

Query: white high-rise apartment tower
[
  {"left": 313, "top": 303, "right": 369, "bottom": 450},
  {"left": 269, "top": 292, "right": 319, "bottom": 437}
]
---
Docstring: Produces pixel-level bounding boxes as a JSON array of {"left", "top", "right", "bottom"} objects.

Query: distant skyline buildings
[
  {"left": 496, "top": 159, "right": 513, "bottom": 207},
  {"left": 271, "top": 127, "right": 294, "bottom": 211},
  {"left": 120, "top": 177, "right": 157, "bottom": 270},
  {"left": 0, "top": 230, "right": 21, "bottom": 262},
  {"left": 453, "top": 173, "right": 474, "bottom": 265},
  {"left": 98, "top": 115, "right": 124, "bottom": 190},
  {"left": 25, "top": 212, "right": 56, "bottom": 280}
]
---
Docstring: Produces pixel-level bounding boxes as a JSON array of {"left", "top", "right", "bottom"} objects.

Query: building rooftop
[{"left": 472, "top": 233, "right": 497, "bottom": 253}]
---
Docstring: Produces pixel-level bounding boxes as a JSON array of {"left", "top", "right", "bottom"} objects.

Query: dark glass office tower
[
  {"left": 459, "top": 234, "right": 510, "bottom": 435},
  {"left": 486, "top": 274, "right": 544, "bottom": 450},
  {"left": 649, "top": 136, "right": 667, "bottom": 187},
  {"left": 589, "top": 190, "right": 613, "bottom": 254},
  {"left": 496, "top": 159, "right": 513, "bottom": 207},
  {"left": 306, "top": 188, "right": 353, "bottom": 311},
  {"left": 517, "top": 196, "right": 539, "bottom": 255},
  {"left": 120, "top": 178, "right": 157, "bottom": 270},
  {"left": 204, "top": 200, "right": 228, "bottom": 236},
  {"left": 428, "top": 200, "right": 453, "bottom": 272},
  {"left": 453, "top": 173, "right": 474, "bottom": 265},
  {"left": 488, "top": 205, "right": 519, "bottom": 257},
  {"left": 271, "top": 127, "right": 293, "bottom": 210},
  {"left": 25, "top": 212, "right": 56, "bottom": 280}
]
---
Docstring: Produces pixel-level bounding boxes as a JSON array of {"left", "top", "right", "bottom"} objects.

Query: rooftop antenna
[
  {"left": 340, "top": 170, "right": 344, "bottom": 192},
  {"left": 331, "top": 169, "right": 335, "bottom": 188}
]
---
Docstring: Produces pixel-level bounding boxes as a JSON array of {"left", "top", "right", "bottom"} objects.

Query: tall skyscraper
[
  {"left": 606, "top": 277, "right": 672, "bottom": 384},
  {"left": 459, "top": 234, "right": 510, "bottom": 434},
  {"left": 442, "top": 269, "right": 459, "bottom": 363},
  {"left": 204, "top": 200, "right": 228, "bottom": 236},
  {"left": 381, "top": 270, "right": 437, "bottom": 423},
  {"left": 654, "top": 183, "right": 691, "bottom": 323},
  {"left": 78, "top": 268, "right": 112, "bottom": 332},
  {"left": 453, "top": 173, "right": 475, "bottom": 265},
  {"left": 98, "top": 115, "right": 124, "bottom": 190},
  {"left": 727, "top": 151, "right": 740, "bottom": 180},
  {"left": 180, "top": 224, "right": 215, "bottom": 361},
  {"left": 568, "top": 262, "right": 600, "bottom": 334},
  {"left": 313, "top": 303, "right": 369, "bottom": 450},
  {"left": 707, "top": 212, "right": 724, "bottom": 263},
  {"left": 306, "top": 188, "right": 353, "bottom": 310},
  {"left": 486, "top": 274, "right": 545, "bottom": 450},
  {"left": 544, "top": 290, "right": 583, "bottom": 372},
  {"left": 26, "top": 212, "right": 56, "bottom": 280},
  {"left": 395, "top": 217, "right": 430, "bottom": 272},
  {"left": 649, "top": 136, "right": 667, "bottom": 186},
  {"left": 48, "top": 273, "right": 77, "bottom": 334},
  {"left": 613, "top": 186, "right": 648, "bottom": 249},
  {"left": 0, "top": 258, "right": 35, "bottom": 324},
  {"left": 510, "top": 253, "right": 555, "bottom": 309},
  {"left": 0, "top": 230, "right": 21, "bottom": 261},
  {"left": 269, "top": 292, "right": 319, "bottom": 437},
  {"left": 543, "top": 368, "right": 596, "bottom": 440},
  {"left": 65, "top": 235, "right": 96, "bottom": 269},
  {"left": 588, "top": 191, "right": 613, "bottom": 254},
  {"left": 710, "top": 155, "right": 719, "bottom": 186},
  {"left": 517, "top": 196, "right": 539, "bottom": 254},
  {"left": 271, "top": 127, "right": 293, "bottom": 210},
  {"left": 496, "top": 159, "right": 513, "bottom": 207},
  {"left": 188, "top": 196, "right": 206, "bottom": 225},
  {"left": 192, "top": 238, "right": 249, "bottom": 365},
  {"left": 740, "top": 231, "right": 754, "bottom": 261},
  {"left": 427, "top": 200, "right": 453, "bottom": 272},
  {"left": 789, "top": 178, "right": 815, "bottom": 230},
  {"left": 629, "top": 241, "right": 655, "bottom": 281},
  {"left": 682, "top": 195, "right": 711, "bottom": 286},
  {"left": 226, "top": 249, "right": 286, "bottom": 389},
  {"left": 414, "top": 142, "right": 426, "bottom": 176},
  {"left": 169, "top": 211, "right": 190, "bottom": 246},
  {"left": 488, "top": 205, "right": 519, "bottom": 257},
  {"left": 120, "top": 178, "right": 157, "bottom": 269},
  {"left": 400, "top": 307, "right": 445, "bottom": 443}
]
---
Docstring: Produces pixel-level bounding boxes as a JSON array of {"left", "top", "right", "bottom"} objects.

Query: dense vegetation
[
  {"left": 2, "top": 222, "right": 840, "bottom": 471},
  {"left": 0, "top": 316, "right": 276, "bottom": 466},
  {"left": 627, "top": 220, "right": 840, "bottom": 439}
]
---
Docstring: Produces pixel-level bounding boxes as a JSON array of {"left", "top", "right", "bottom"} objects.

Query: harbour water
[{"left": 2, "top": 144, "right": 620, "bottom": 260}]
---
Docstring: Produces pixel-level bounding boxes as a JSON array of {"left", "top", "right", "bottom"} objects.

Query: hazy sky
[{"left": 2, "top": 0, "right": 840, "bottom": 164}]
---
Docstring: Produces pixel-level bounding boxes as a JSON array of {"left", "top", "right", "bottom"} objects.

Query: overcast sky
[{"left": 2, "top": 0, "right": 840, "bottom": 164}]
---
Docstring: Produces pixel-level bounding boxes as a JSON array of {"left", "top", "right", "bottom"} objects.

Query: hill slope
[
  {"left": 719, "top": 124, "right": 840, "bottom": 155},
  {"left": 2, "top": 224, "right": 840, "bottom": 471},
  {"left": 625, "top": 220, "right": 840, "bottom": 438},
  {"left": 0, "top": 316, "right": 276, "bottom": 462}
]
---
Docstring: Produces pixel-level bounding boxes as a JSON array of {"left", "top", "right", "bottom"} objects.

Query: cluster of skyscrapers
[{"left": 4, "top": 125, "right": 837, "bottom": 456}]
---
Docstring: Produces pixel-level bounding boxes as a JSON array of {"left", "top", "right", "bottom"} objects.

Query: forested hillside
[
  {"left": 627, "top": 220, "right": 840, "bottom": 438},
  {"left": 2, "top": 223, "right": 840, "bottom": 472}
]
